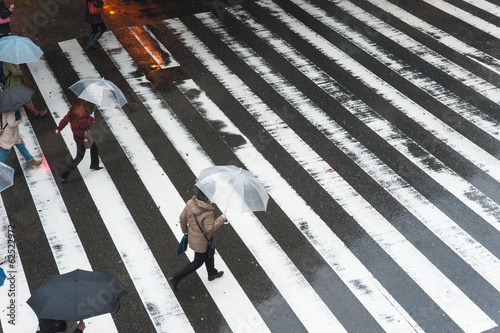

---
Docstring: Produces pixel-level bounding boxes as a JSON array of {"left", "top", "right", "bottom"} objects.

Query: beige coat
[
  {"left": 0, "top": 111, "right": 23, "bottom": 150},
  {"left": 180, "top": 196, "right": 225, "bottom": 253}
]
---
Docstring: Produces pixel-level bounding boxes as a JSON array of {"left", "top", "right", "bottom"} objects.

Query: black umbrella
[
  {"left": 27, "top": 269, "right": 127, "bottom": 321},
  {"left": 0, "top": 86, "right": 34, "bottom": 113}
]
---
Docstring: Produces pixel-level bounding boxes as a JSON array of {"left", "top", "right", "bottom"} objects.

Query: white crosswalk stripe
[{"left": 1, "top": 0, "right": 500, "bottom": 332}]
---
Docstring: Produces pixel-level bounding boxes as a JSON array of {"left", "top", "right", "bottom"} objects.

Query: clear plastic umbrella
[
  {"left": 195, "top": 165, "right": 269, "bottom": 213},
  {"left": 69, "top": 77, "right": 127, "bottom": 108},
  {"left": 0, "top": 162, "right": 14, "bottom": 192},
  {"left": 0, "top": 36, "right": 43, "bottom": 65}
]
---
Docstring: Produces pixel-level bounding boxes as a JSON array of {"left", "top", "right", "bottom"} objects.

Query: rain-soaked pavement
[{"left": 2, "top": 0, "right": 500, "bottom": 332}]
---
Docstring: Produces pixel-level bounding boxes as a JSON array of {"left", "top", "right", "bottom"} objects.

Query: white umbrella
[
  {"left": 0, "top": 162, "right": 14, "bottom": 192},
  {"left": 195, "top": 165, "right": 269, "bottom": 213},
  {"left": 69, "top": 77, "right": 127, "bottom": 108}
]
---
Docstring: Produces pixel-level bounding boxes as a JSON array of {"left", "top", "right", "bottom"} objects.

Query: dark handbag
[
  {"left": 176, "top": 234, "right": 188, "bottom": 255},
  {"left": 194, "top": 216, "right": 216, "bottom": 260},
  {"left": 83, "top": 129, "right": 93, "bottom": 149},
  {"left": 88, "top": 1, "right": 104, "bottom": 15}
]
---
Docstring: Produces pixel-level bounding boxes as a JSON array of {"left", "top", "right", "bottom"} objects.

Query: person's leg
[
  {"left": 204, "top": 251, "right": 218, "bottom": 277},
  {"left": 59, "top": 142, "right": 86, "bottom": 180},
  {"left": 169, "top": 251, "right": 206, "bottom": 291},
  {"left": 14, "top": 143, "right": 34, "bottom": 163},
  {"left": 89, "top": 142, "right": 102, "bottom": 170},
  {"left": 0, "top": 147, "right": 10, "bottom": 163},
  {"left": 205, "top": 252, "right": 223, "bottom": 281},
  {"left": 15, "top": 143, "right": 42, "bottom": 169},
  {"left": 87, "top": 22, "right": 106, "bottom": 50},
  {"left": 25, "top": 101, "right": 47, "bottom": 118},
  {"left": 92, "top": 22, "right": 106, "bottom": 47},
  {"left": 86, "top": 24, "right": 99, "bottom": 50}
]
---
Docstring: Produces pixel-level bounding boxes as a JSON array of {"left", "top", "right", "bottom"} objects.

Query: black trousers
[
  {"left": 172, "top": 250, "right": 217, "bottom": 283},
  {"left": 90, "top": 22, "right": 106, "bottom": 34},
  {"left": 59, "top": 141, "right": 99, "bottom": 179}
]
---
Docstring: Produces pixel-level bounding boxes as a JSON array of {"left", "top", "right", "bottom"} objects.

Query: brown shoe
[{"left": 27, "top": 159, "right": 42, "bottom": 169}]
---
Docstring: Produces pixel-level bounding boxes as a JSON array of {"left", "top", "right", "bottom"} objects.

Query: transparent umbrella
[
  {"left": 0, "top": 36, "right": 43, "bottom": 65},
  {"left": 0, "top": 162, "right": 14, "bottom": 192},
  {"left": 69, "top": 77, "right": 127, "bottom": 108},
  {"left": 195, "top": 165, "right": 269, "bottom": 213}
]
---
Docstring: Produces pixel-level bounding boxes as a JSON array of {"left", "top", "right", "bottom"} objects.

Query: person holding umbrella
[
  {"left": 85, "top": 0, "right": 106, "bottom": 50},
  {"left": 28, "top": 269, "right": 127, "bottom": 333},
  {"left": 168, "top": 188, "right": 227, "bottom": 292},
  {"left": 0, "top": 1, "right": 13, "bottom": 37},
  {"left": 0, "top": 108, "right": 42, "bottom": 168},
  {"left": 55, "top": 96, "right": 102, "bottom": 183},
  {"left": 37, "top": 319, "right": 85, "bottom": 333},
  {"left": 2, "top": 62, "right": 47, "bottom": 118}
]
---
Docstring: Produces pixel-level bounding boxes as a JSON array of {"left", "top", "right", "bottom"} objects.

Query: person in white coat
[{"left": 0, "top": 109, "right": 42, "bottom": 168}]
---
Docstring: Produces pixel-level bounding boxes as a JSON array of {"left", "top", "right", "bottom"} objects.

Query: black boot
[
  {"left": 168, "top": 277, "right": 178, "bottom": 292},
  {"left": 87, "top": 31, "right": 104, "bottom": 50},
  {"left": 86, "top": 33, "right": 97, "bottom": 50}
]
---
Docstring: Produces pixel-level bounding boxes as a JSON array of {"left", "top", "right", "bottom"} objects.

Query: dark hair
[{"left": 196, "top": 189, "right": 209, "bottom": 203}]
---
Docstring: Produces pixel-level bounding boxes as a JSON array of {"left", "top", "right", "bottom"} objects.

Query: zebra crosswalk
[{"left": 1, "top": 0, "right": 500, "bottom": 332}]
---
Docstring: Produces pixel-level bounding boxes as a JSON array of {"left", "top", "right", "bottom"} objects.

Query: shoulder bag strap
[
  {"left": 1, "top": 113, "right": 7, "bottom": 130},
  {"left": 194, "top": 215, "right": 210, "bottom": 243}
]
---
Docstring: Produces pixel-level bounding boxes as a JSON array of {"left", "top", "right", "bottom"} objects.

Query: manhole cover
[{"left": 146, "top": 68, "right": 183, "bottom": 84}]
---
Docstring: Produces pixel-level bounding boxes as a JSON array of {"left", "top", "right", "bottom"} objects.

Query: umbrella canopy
[
  {"left": 0, "top": 267, "right": 6, "bottom": 287},
  {"left": 69, "top": 77, "right": 127, "bottom": 108},
  {"left": 0, "top": 162, "right": 14, "bottom": 192},
  {"left": 0, "top": 36, "right": 43, "bottom": 65},
  {"left": 195, "top": 165, "right": 269, "bottom": 213},
  {"left": 27, "top": 269, "right": 127, "bottom": 321},
  {"left": 0, "top": 86, "right": 34, "bottom": 113}
]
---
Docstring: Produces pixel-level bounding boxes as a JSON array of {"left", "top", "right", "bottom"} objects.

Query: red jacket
[{"left": 57, "top": 107, "right": 94, "bottom": 142}]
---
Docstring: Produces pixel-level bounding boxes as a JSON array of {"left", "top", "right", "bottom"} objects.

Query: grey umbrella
[
  {"left": 0, "top": 86, "right": 35, "bottom": 113},
  {"left": 27, "top": 269, "right": 127, "bottom": 321}
]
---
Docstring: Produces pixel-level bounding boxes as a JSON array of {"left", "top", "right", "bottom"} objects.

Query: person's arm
[
  {"left": 56, "top": 114, "right": 69, "bottom": 133},
  {"left": 74, "top": 320, "right": 85, "bottom": 333},
  {"left": 203, "top": 212, "right": 225, "bottom": 235},
  {"left": 80, "top": 110, "right": 95, "bottom": 130},
  {"left": 0, "top": 2, "right": 13, "bottom": 20},
  {"left": 4, "top": 63, "right": 22, "bottom": 79},
  {"left": 92, "top": 0, "right": 104, "bottom": 8}
]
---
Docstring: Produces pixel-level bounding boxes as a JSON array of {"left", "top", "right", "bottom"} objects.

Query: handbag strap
[
  {"left": 1, "top": 113, "right": 7, "bottom": 130},
  {"left": 194, "top": 215, "right": 210, "bottom": 243}
]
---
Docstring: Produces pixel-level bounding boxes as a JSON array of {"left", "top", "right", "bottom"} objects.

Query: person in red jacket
[{"left": 55, "top": 97, "right": 102, "bottom": 183}]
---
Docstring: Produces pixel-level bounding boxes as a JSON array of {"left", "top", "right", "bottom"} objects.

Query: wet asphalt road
[{"left": 2, "top": 0, "right": 500, "bottom": 332}]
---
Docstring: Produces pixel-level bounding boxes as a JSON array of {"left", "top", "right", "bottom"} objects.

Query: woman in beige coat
[
  {"left": 168, "top": 188, "right": 227, "bottom": 292},
  {"left": 0, "top": 110, "right": 42, "bottom": 168}
]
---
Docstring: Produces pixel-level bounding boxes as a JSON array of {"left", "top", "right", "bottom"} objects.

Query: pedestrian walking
[
  {"left": 55, "top": 97, "right": 102, "bottom": 183},
  {"left": 168, "top": 188, "right": 227, "bottom": 292},
  {"left": 0, "top": 109, "right": 42, "bottom": 168},
  {"left": 85, "top": 0, "right": 106, "bottom": 50},
  {"left": 2, "top": 62, "right": 47, "bottom": 118},
  {"left": 0, "top": 1, "right": 13, "bottom": 37},
  {"left": 37, "top": 319, "right": 85, "bottom": 333}
]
